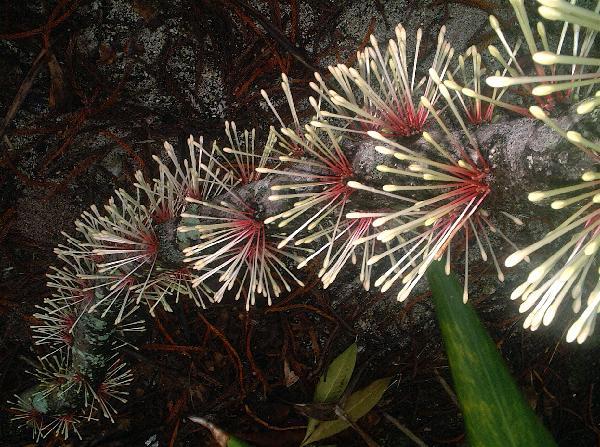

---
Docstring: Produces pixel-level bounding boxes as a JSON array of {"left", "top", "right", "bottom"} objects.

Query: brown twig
[
  {"left": 1, "top": 137, "right": 54, "bottom": 189},
  {"left": 243, "top": 404, "right": 306, "bottom": 432},
  {"left": 221, "top": 0, "right": 317, "bottom": 73},
  {"left": 0, "top": 48, "right": 48, "bottom": 140},
  {"left": 154, "top": 313, "right": 178, "bottom": 345},
  {"left": 100, "top": 130, "right": 146, "bottom": 170},
  {"left": 244, "top": 313, "right": 269, "bottom": 396},
  {"left": 142, "top": 344, "right": 205, "bottom": 353},
  {"left": 38, "top": 59, "right": 132, "bottom": 174},
  {"left": 197, "top": 313, "right": 245, "bottom": 398},
  {"left": 168, "top": 419, "right": 180, "bottom": 447}
]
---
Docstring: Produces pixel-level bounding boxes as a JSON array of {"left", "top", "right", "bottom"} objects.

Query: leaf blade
[
  {"left": 301, "top": 376, "right": 391, "bottom": 446},
  {"left": 304, "top": 343, "right": 358, "bottom": 440},
  {"left": 426, "top": 260, "right": 557, "bottom": 447},
  {"left": 314, "top": 342, "right": 358, "bottom": 403}
]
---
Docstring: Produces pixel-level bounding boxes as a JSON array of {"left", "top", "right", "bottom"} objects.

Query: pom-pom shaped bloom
[
  {"left": 82, "top": 358, "right": 134, "bottom": 422},
  {"left": 48, "top": 221, "right": 143, "bottom": 335},
  {"left": 506, "top": 170, "right": 600, "bottom": 343},
  {"left": 257, "top": 126, "right": 356, "bottom": 245},
  {"left": 10, "top": 354, "right": 132, "bottom": 439},
  {"left": 352, "top": 75, "right": 524, "bottom": 302},
  {"left": 179, "top": 197, "right": 305, "bottom": 309},
  {"left": 42, "top": 413, "right": 83, "bottom": 441},
  {"left": 11, "top": 356, "right": 85, "bottom": 440},
  {"left": 72, "top": 190, "right": 161, "bottom": 323},
  {"left": 61, "top": 137, "right": 231, "bottom": 326},
  {"left": 255, "top": 124, "right": 410, "bottom": 289},
  {"left": 8, "top": 356, "right": 72, "bottom": 441},
  {"left": 31, "top": 299, "right": 78, "bottom": 358},
  {"left": 9, "top": 393, "right": 48, "bottom": 441},
  {"left": 310, "top": 25, "right": 453, "bottom": 137},
  {"left": 35, "top": 243, "right": 97, "bottom": 358}
]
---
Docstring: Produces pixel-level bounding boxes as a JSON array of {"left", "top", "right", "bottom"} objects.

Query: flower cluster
[
  {"left": 14, "top": 1, "right": 600, "bottom": 441},
  {"left": 341, "top": 77, "right": 523, "bottom": 303},
  {"left": 16, "top": 130, "right": 240, "bottom": 438},
  {"left": 310, "top": 25, "right": 453, "bottom": 138},
  {"left": 179, "top": 197, "right": 306, "bottom": 309},
  {"left": 506, "top": 170, "right": 600, "bottom": 343},
  {"left": 483, "top": 0, "right": 600, "bottom": 343},
  {"left": 9, "top": 354, "right": 132, "bottom": 440}
]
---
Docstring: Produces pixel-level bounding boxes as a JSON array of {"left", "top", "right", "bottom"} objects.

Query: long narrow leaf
[{"left": 426, "top": 260, "right": 556, "bottom": 447}]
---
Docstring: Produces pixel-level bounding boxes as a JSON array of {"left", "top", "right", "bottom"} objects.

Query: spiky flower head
[
  {"left": 257, "top": 126, "right": 357, "bottom": 237},
  {"left": 310, "top": 25, "right": 454, "bottom": 138},
  {"left": 8, "top": 355, "right": 72, "bottom": 441},
  {"left": 55, "top": 136, "right": 232, "bottom": 330},
  {"left": 31, "top": 299, "right": 78, "bottom": 358},
  {"left": 176, "top": 133, "right": 308, "bottom": 309},
  {"left": 9, "top": 392, "right": 47, "bottom": 441},
  {"left": 70, "top": 189, "right": 161, "bottom": 324},
  {"left": 256, "top": 123, "right": 399, "bottom": 289},
  {"left": 42, "top": 413, "right": 83, "bottom": 440},
  {"left": 10, "top": 353, "right": 132, "bottom": 439},
  {"left": 179, "top": 197, "right": 305, "bottom": 309},
  {"left": 506, "top": 169, "right": 600, "bottom": 343},
  {"left": 82, "top": 358, "right": 133, "bottom": 422},
  {"left": 350, "top": 74, "right": 524, "bottom": 302}
]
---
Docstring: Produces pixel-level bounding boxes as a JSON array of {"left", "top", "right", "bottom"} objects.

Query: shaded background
[{"left": 0, "top": 0, "right": 599, "bottom": 445}]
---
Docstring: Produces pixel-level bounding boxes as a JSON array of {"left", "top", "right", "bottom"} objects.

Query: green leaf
[
  {"left": 304, "top": 419, "right": 320, "bottom": 443},
  {"left": 426, "top": 260, "right": 557, "bottom": 447},
  {"left": 314, "top": 343, "right": 358, "bottom": 403},
  {"left": 304, "top": 343, "right": 358, "bottom": 440},
  {"left": 226, "top": 436, "right": 254, "bottom": 447},
  {"left": 301, "top": 376, "right": 391, "bottom": 446}
]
